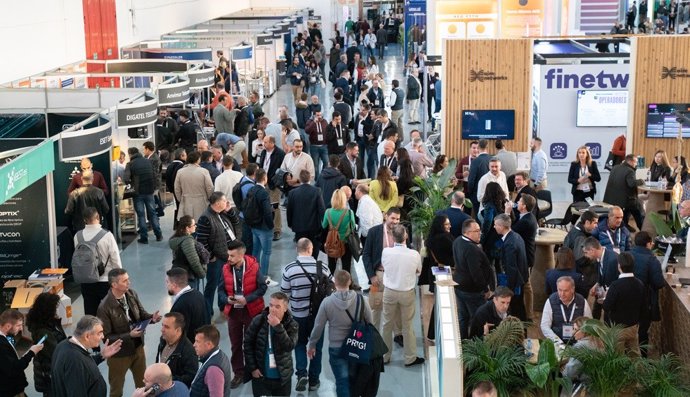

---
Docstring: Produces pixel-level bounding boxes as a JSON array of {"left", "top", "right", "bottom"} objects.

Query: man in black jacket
[
  {"left": 510, "top": 194, "right": 539, "bottom": 320},
  {"left": 326, "top": 111, "right": 350, "bottom": 155},
  {"left": 0, "top": 309, "right": 44, "bottom": 396},
  {"left": 338, "top": 142, "right": 365, "bottom": 184},
  {"left": 65, "top": 170, "right": 110, "bottom": 232},
  {"left": 156, "top": 312, "right": 198, "bottom": 387},
  {"left": 258, "top": 136, "right": 286, "bottom": 240},
  {"left": 469, "top": 287, "right": 513, "bottom": 339},
  {"left": 353, "top": 104, "right": 374, "bottom": 168},
  {"left": 176, "top": 110, "right": 198, "bottom": 153},
  {"left": 124, "top": 147, "right": 162, "bottom": 244},
  {"left": 166, "top": 148, "right": 187, "bottom": 228},
  {"left": 467, "top": 139, "right": 491, "bottom": 216},
  {"left": 248, "top": 169, "right": 277, "bottom": 277},
  {"left": 582, "top": 237, "right": 620, "bottom": 321},
  {"left": 51, "top": 315, "right": 123, "bottom": 397},
  {"left": 317, "top": 156, "right": 348, "bottom": 208},
  {"left": 564, "top": 210, "right": 599, "bottom": 262},
  {"left": 603, "top": 154, "right": 644, "bottom": 230},
  {"left": 453, "top": 219, "right": 495, "bottom": 339},
  {"left": 287, "top": 170, "right": 326, "bottom": 257},
  {"left": 493, "top": 214, "right": 529, "bottom": 321},
  {"left": 166, "top": 268, "right": 209, "bottom": 342},
  {"left": 243, "top": 292, "right": 299, "bottom": 396}
]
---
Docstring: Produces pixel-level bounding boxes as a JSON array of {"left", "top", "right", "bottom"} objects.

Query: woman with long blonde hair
[
  {"left": 567, "top": 146, "right": 601, "bottom": 203},
  {"left": 321, "top": 188, "right": 356, "bottom": 274}
]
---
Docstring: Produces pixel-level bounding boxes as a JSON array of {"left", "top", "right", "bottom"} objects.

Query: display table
[
  {"left": 653, "top": 264, "right": 690, "bottom": 363},
  {"left": 531, "top": 228, "right": 568, "bottom": 313},
  {"left": 638, "top": 185, "right": 672, "bottom": 238}
]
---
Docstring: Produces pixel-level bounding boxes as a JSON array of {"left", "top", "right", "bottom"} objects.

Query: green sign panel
[{"left": 0, "top": 140, "right": 54, "bottom": 205}]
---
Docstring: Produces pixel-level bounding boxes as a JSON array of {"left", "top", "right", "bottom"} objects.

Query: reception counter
[{"left": 652, "top": 264, "right": 690, "bottom": 363}]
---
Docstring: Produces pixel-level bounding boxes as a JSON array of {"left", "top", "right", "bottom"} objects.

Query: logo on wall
[
  {"left": 5, "top": 167, "right": 28, "bottom": 196},
  {"left": 585, "top": 143, "right": 602, "bottom": 159},
  {"left": 544, "top": 68, "right": 629, "bottom": 89},
  {"left": 550, "top": 143, "right": 568, "bottom": 160},
  {"left": 661, "top": 67, "right": 690, "bottom": 80},
  {"left": 469, "top": 69, "right": 507, "bottom": 82}
]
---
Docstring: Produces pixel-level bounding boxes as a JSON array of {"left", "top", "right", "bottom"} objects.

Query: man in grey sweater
[{"left": 307, "top": 270, "right": 372, "bottom": 397}]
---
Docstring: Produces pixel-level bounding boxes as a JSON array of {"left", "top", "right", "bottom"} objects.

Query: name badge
[
  {"left": 375, "top": 99, "right": 380, "bottom": 106},
  {"left": 562, "top": 324, "right": 574, "bottom": 339},
  {"left": 233, "top": 294, "right": 245, "bottom": 309},
  {"left": 268, "top": 351, "right": 277, "bottom": 368},
  {"left": 582, "top": 184, "right": 590, "bottom": 192},
  {"left": 613, "top": 248, "right": 621, "bottom": 254},
  {"left": 337, "top": 139, "right": 344, "bottom": 147},
  {"left": 318, "top": 134, "right": 324, "bottom": 142},
  {"left": 358, "top": 124, "right": 364, "bottom": 137}
]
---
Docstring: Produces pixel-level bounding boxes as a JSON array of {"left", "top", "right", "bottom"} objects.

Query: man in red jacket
[{"left": 218, "top": 240, "right": 268, "bottom": 389}]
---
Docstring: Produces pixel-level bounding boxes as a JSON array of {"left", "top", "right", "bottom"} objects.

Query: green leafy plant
[
  {"left": 526, "top": 339, "right": 573, "bottom": 397},
  {"left": 462, "top": 318, "right": 530, "bottom": 396},
  {"left": 636, "top": 353, "right": 690, "bottom": 397},
  {"left": 409, "top": 158, "right": 465, "bottom": 237},
  {"left": 648, "top": 202, "right": 682, "bottom": 237}
]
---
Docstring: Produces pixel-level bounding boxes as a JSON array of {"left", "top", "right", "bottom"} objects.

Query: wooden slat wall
[
  {"left": 442, "top": 39, "right": 532, "bottom": 159},
  {"left": 632, "top": 36, "right": 690, "bottom": 159}
]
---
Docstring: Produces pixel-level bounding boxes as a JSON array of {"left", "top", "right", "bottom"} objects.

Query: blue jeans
[
  {"left": 455, "top": 289, "right": 487, "bottom": 339},
  {"left": 295, "top": 316, "right": 324, "bottom": 382},
  {"left": 328, "top": 347, "right": 351, "bottom": 397},
  {"left": 366, "top": 146, "right": 379, "bottom": 179},
  {"left": 133, "top": 194, "right": 161, "bottom": 240},
  {"left": 310, "top": 145, "right": 329, "bottom": 180},
  {"left": 252, "top": 227, "right": 273, "bottom": 277},
  {"left": 204, "top": 259, "right": 225, "bottom": 319}
]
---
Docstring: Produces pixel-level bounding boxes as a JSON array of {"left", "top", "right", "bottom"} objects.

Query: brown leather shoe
[{"left": 230, "top": 375, "right": 243, "bottom": 389}]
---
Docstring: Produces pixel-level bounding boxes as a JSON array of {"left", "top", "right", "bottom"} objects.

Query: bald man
[
  {"left": 131, "top": 363, "right": 189, "bottom": 397},
  {"left": 678, "top": 200, "right": 690, "bottom": 240},
  {"left": 197, "top": 140, "right": 210, "bottom": 153},
  {"left": 68, "top": 157, "right": 109, "bottom": 195}
]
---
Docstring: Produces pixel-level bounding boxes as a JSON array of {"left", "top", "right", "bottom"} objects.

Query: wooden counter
[{"left": 652, "top": 264, "right": 690, "bottom": 363}]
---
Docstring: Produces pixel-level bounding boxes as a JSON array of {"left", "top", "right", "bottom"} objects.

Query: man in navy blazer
[
  {"left": 582, "top": 236, "right": 620, "bottom": 321},
  {"left": 436, "top": 191, "right": 471, "bottom": 238},
  {"left": 258, "top": 135, "right": 286, "bottom": 239},
  {"left": 467, "top": 139, "right": 491, "bottom": 214},
  {"left": 510, "top": 194, "right": 539, "bottom": 319},
  {"left": 287, "top": 170, "right": 326, "bottom": 257},
  {"left": 493, "top": 214, "right": 529, "bottom": 321}
]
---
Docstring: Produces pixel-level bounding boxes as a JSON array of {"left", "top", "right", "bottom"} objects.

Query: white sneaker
[{"left": 265, "top": 276, "right": 279, "bottom": 287}]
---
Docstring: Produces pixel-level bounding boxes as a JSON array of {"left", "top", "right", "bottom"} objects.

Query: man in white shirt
[
  {"left": 214, "top": 155, "right": 244, "bottom": 208},
  {"left": 75, "top": 207, "right": 123, "bottom": 316},
  {"left": 540, "top": 276, "right": 592, "bottom": 350},
  {"left": 477, "top": 158, "right": 510, "bottom": 203},
  {"left": 281, "top": 139, "right": 315, "bottom": 187},
  {"left": 265, "top": 105, "right": 291, "bottom": 150},
  {"left": 530, "top": 137, "right": 548, "bottom": 189},
  {"left": 355, "top": 184, "right": 383, "bottom": 245},
  {"left": 381, "top": 225, "right": 424, "bottom": 367}
]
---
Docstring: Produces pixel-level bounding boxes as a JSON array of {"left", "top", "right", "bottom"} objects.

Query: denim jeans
[
  {"left": 328, "top": 347, "right": 351, "bottom": 397},
  {"left": 295, "top": 316, "right": 324, "bottom": 383},
  {"left": 455, "top": 289, "right": 487, "bottom": 339},
  {"left": 204, "top": 258, "right": 225, "bottom": 319},
  {"left": 366, "top": 146, "right": 379, "bottom": 179},
  {"left": 252, "top": 227, "right": 273, "bottom": 276},
  {"left": 310, "top": 145, "right": 329, "bottom": 180},
  {"left": 133, "top": 194, "right": 161, "bottom": 240}
]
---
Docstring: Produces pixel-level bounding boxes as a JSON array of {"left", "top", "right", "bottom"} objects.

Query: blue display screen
[{"left": 461, "top": 110, "right": 515, "bottom": 140}]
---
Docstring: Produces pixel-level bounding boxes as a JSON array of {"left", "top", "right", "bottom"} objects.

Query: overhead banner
[
  {"left": 0, "top": 177, "right": 51, "bottom": 279},
  {"left": 435, "top": 0, "right": 499, "bottom": 49},
  {"left": 158, "top": 78, "right": 190, "bottom": 106},
  {"left": 105, "top": 59, "right": 188, "bottom": 74},
  {"left": 257, "top": 34, "right": 274, "bottom": 46},
  {"left": 117, "top": 93, "right": 158, "bottom": 128},
  {"left": 140, "top": 48, "right": 213, "bottom": 61},
  {"left": 188, "top": 68, "right": 215, "bottom": 89},
  {"left": 0, "top": 140, "right": 54, "bottom": 205},
  {"left": 59, "top": 122, "right": 113, "bottom": 161},
  {"left": 232, "top": 45, "right": 254, "bottom": 61},
  {"left": 500, "top": 0, "right": 544, "bottom": 37},
  {"left": 536, "top": 63, "right": 630, "bottom": 172}
]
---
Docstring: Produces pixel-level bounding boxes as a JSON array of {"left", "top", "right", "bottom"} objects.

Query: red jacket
[{"left": 219, "top": 255, "right": 265, "bottom": 317}]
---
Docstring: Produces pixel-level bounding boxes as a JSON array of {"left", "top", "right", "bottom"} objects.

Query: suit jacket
[
  {"left": 467, "top": 153, "right": 491, "bottom": 199},
  {"left": 338, "top": 153, "right": 365, "bottom": 181},
  {"left": 512, "top": 212, "right": 538, "bottom": 267},
  {"left": 453, "top": 236, "right": 495, "bottom": 293},
  {"left": 500, "top": 231, "right": 529, "bottom": 291},
  {"left": 326, "top": 123, "right": 350, "bottom": 155},
  {"left": 353, "top": 113, "right": 374, "bottom": 146},
  {"left": 603, "top": 162, "right": 642, "bottom": 209},
  {"left": 514, "top": 185, "right": 539, "bottom": 217},
  {"left": 171, "top": 289, "right": 209, "bottom": 343},
  {"left": 379, "top": 154, "right": 398, "bottom": 175},
  {"left": 0, "top": 335, "right": 33, "bottom": 396},
  {"left": 156, "top": 336, "right": 198, "bottom": 387},
  {"left": 372, "top": 121, "right": 398, "bottom": 148},
  {"left": 258, "top": 147, "right": 286, "bottom": 190},
  {"left": 568, "top": 161, "right": 602, "bottom": 197},
  {"left": 287, "top": 183, "right": 326, "bottom": 233},
  {"left": 598, "top": 248, "right": 621, "bottom": 288}
]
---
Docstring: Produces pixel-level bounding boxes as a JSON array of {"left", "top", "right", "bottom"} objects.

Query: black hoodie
[{"left": 316, "top": 167, "right": 347, "bottom": 208}]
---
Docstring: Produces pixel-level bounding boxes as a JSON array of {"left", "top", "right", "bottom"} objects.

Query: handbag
[
  {"left": 347, "top": 212, "right": 362, "bottom": 261},
  {"left": 340, "top": 295, "right": 375, "bottom": 364},
  {"left": 604, "top": 151, "right": 622, "bottom": 171}
]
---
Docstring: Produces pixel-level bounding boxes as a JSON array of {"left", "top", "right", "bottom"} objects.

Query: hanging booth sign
[
  {"left": 158, "top": 78, "right": 190, "bottom": 106},
  {"left": 117, "top": 93, "right": 158, "bottom": 128},
  {"left": 59, "top": 122, "right": 113, "bottom": 161},
  {"left": 188, "top": 68, "right": 215, "bottom": 89},
  {"left": 296, "top": 16, "right": 304, "bottom": 24},
  {"left": 257, "top": 34, "right": 274, "bottom": 46},
  {"left": 105, "top": 59, "right": 188, "bottom": 74},
  {"left": 232, "top": 45, "right": 254, "bottom": 61},
  {"left": 0, "top": 140, "right": 54, "bottom": 205},
  {"left": 278, "top": 23, "right": 290, "bottom": 33},
  {"left": 140, "top": 48, "right": 213, "bottom": 61}
]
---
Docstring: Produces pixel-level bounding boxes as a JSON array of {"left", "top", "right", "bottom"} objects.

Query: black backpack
[
  {"left": 232, "top": 179, "right": 254, "bottom": 209},
  {"left": 242, "top": 185, "right": 263, "bottom": 227},
  {"left": 296, "top": 260, "right": 335, "bottom": 328}
]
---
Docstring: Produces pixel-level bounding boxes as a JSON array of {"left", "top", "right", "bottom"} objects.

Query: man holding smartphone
[
  {"left": 0, "top": 309, "right": 45, "bottom": 397},
  {"left": 131, "top": 363, "right": 190, "bottom": 397}
]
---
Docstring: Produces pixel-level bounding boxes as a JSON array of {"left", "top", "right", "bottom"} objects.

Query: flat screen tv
[
  {"left": 576, "top": 90, "right": 628, "bottom": 127},
  {"left": 461, "top": 110, "right": 515, "bottom": 140},
  {"left": 646, "top": 104, "right": 690, "bottom": 138}
]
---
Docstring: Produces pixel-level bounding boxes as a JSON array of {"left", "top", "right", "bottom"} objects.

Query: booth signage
[
  {"left": 117, "top": 93, "right": 158, "bottom": 128},
  {"left": 188, "top": 68, "right": 215, "bottom": 89},
  {"left": 106, "top": 59, "right": 188, "bottom": 74},
  {"left": 0, "top": 140, "right": 54, "bottom": 205},
  {"left": 141, "top": 48, "right": 213, "bottom": 61},
  {"left": 257, "top": 34, "right": 274, "bottom": 46},
  {"left": 232, "top": 46, "right": 254, "bottom": 61},
  {"left": 661, "top": 67, "right": 690, "bottom": 80},
  {"left": 158, "top": 78, "right": 191, "bottom": 106},
  {"left": 308, "top": 15, "right": 322, "bottom": 21},
  {"left": 296, "top": 16, "right": 304, "bottom": 24},
  {"left": 469, "top": 69, "right": 507, "bottom": 82},
  {"left": 59, "top": 122, "right": 113, "bottom": 162},
  {"left": 544, "top": 67, "right": 629, "bottom": 89}
]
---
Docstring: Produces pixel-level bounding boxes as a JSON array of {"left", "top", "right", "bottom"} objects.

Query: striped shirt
[{"left": 280, "top": 256, "right": 333, "bottom": 318}]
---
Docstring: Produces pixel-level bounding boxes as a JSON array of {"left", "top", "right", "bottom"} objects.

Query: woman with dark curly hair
[
  {"left": 479, "top": 182, "right": 508, "bottom": 268},
  {"left": 432, "top": 154, "right": 448, "bottom": 175},
  {"left": 26, "top": 292, "right": 66, "bottom": 396}
]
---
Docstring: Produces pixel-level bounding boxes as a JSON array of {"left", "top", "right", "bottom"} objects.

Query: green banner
[{"left": 0, "top": 140, "right": 54, "bottom": 205}]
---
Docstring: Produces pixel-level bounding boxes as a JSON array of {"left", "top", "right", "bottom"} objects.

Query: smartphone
[{"left": 37, "top": 335, "right": 47, "bottom": 345}]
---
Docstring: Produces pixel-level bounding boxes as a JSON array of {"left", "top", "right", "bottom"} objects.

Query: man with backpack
[
  {"left": 235, "top": 163, "right": 258, "bottom": 254},
  {"left": 73, "top": 207, "right": 122, "bottom": 316},
  {"left": 280, "top": 238, "right": 334, "bottom": 392}
]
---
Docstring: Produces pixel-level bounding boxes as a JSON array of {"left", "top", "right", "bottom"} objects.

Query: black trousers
[
  {"left": 251, "top": 377, "right": 291, "bottom": 397},
  {"left": 328, "top": 244, "right": 352, "bottom": 275},
  {"left": 572, "top": 189, "right": 595, "bottom": 204},
  {"left": 81, "top": 282, "right": 110, "bottom": 316}
]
